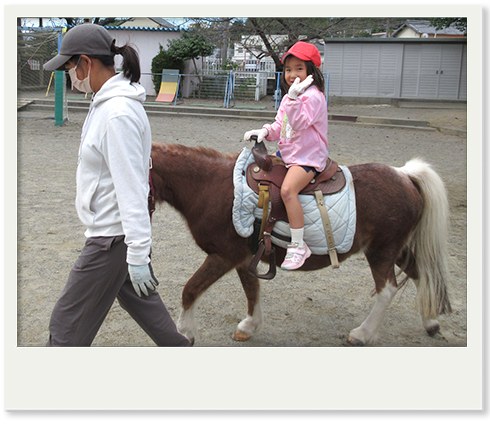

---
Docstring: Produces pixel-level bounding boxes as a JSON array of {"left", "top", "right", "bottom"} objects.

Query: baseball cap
[
  {"left": 43, "top": 23, "right": 115, "bottom": 71},
  {"left": 281, "top": 41, "right": 322, "bottom": 68}
]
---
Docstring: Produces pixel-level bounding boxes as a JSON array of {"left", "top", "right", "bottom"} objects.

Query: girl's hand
[
  {"left": 244, "top": 128, "right": 269, "bottom": 143},
  {"left": 288, "top": 75, "right": 314, "bottom": 100}
]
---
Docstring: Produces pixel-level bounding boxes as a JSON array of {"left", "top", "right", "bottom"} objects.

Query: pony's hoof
[
  {"left": 188, "top": 337, "right": 195, "bottom": 346},
  {"left": 233, "top": 329, "right": 251, "bottom": 341},
  {"left": 426, "top": 324, "right": 440, "bottom": 336},
  {"left": 346, "top": 336, "right": 365, "bottom": 346}
]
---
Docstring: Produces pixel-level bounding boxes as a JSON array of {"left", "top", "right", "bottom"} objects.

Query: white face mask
[{"left": 68, "top": 58, "right": 92, "bottom": 93}]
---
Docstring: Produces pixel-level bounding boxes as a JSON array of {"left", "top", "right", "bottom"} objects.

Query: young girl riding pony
[{"left": 244, "top": 41, "right": 328, "bottom": 270}]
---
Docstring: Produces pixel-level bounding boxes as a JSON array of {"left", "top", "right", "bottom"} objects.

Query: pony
[{"left": 150, "top": 142, "right": 451, "bottom": 346}]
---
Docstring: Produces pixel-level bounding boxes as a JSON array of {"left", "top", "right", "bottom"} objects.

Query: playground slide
[{"left": 155, "top": 69, "right": 179, "bottom": 103}]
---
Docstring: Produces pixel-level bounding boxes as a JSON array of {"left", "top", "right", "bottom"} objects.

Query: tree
[
  {"left": 429, "top": 18, "right": 467, "bottom": 35},
  {"left": 166, "top": 31, "right": 215, "bottom": 83},
  {"left": 60, "top": 17, "right": 127, "bottom": 28},
  {"left": 185, "top": 18, "right": 244, "bottom": 63},
  {"left": 240, "top": 17, "right": 408, "bottom": 71},
  {"left": 245, "top": 17, "right": 346, "bottom": 70}
]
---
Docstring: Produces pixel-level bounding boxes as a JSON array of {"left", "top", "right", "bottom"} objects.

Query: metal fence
[
  {"left": 156, "top": 70, "right": 329, "bottom": 110},
  {"left": 18, "top": 27, "right": 59, "bottom": 93}
]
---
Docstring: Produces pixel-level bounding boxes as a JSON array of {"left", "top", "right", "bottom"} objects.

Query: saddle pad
[{"left": 232, "top": 148, "right": 357, "bottom": 255}]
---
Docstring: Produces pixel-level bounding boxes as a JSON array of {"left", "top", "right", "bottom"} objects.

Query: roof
[
  {"left": 104, "top": 25, "right": 179, "bottom": 32},
  {"left": 106, "top": 17, "right": 179, "bottom": 32},
  {"left": 392, "top": 19, "right": 465, "bottom": 37},
  {"left": 324, "top": 37, "right": 466, "bottom": 45},
  {"left": 149, "top": 18, "right": 176, "bottom": 29}
]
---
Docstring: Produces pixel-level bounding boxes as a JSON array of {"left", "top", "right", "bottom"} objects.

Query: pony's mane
[{"left": 152, "top": 142, "right": 237, "bottom": 163}]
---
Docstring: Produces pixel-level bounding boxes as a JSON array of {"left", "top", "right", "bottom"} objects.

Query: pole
[
  {"left": 54, "top": 70, "right": 64, "bottom": 126},
  {"left": 54, "top": 30, "right": 65, "bottom": 126}
]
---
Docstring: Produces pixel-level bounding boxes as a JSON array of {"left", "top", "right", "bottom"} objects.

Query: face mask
[{"left": 68, "top": 58, "right": 92, "bottom": 93}]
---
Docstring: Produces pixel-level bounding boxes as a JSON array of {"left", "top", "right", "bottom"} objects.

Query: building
[
  {"left": 233, "top": 34, "right": 289, "bottom": 64},
  {"left": 324, "top": 38, "right": 467, "bottom": 101},
  {"left": 392, "top": 19, "right": 466, "bottom": 39}
]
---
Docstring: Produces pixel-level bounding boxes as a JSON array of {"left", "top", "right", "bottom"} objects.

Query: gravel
[{"left": 16, "top": 106, "right": 467, "bottom": 347}]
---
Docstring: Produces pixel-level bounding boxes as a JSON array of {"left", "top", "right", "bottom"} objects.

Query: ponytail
[
  {"left": 111, "top": 43, "right": 141, "bottom": 83},
  {"left": 77, "top": 42, "right": 141, "bottom": 84}
]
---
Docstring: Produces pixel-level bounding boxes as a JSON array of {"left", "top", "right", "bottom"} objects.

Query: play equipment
[{"left": 155, "top": 69, "right": 180, "bottom": 103}]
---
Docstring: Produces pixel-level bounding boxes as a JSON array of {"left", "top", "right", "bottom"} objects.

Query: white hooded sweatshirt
[{"left": 76, "top": 72, "right": 152, "bottom": 265}]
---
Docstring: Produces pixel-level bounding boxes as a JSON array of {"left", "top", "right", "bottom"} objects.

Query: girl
[
  {"left": 43, "top": 24, "right": 190, "bottom": 346},
  {"left": 244, "top": 41, "right": 328, "bottom": 270}
]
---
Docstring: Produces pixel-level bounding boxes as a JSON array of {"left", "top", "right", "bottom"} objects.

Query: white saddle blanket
[{"left": 232, "top": 148, "right": 357, "bottom": 255}]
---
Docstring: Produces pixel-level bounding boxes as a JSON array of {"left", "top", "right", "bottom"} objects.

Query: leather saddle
[
  {"left": 246, "top": 157, "right": 345, "bottom": 223},
  {"left": 246, "top": 138, "right": 346, "bottom": 279}
]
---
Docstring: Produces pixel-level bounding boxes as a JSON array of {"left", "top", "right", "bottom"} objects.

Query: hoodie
[
  {"left": 263, "top": 85, "right": 328, "bottom": 172},
  {"left": 76, "top": 72, "right": 152, "bottom": 265}
]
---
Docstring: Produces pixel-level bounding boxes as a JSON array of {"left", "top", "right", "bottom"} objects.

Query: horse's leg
[
  {"left": 233, "top": 260, "right": 262, "bottom": 341},
  {"left": 177, "top": 253, "right": 235, "bottom": 344},
  {"left": 396, "top": 251, "right": 440, "bottom": 336},
  {"left": 348, "top": 256, "right": 399, "bottom": 346}
]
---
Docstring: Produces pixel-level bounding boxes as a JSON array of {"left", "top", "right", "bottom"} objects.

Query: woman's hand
[{"left": 128, "top": 263, "right": 159, "bottom": 297}]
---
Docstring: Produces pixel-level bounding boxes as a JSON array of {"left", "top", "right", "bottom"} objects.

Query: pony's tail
[{"left": 398, "top": 159, "right": 452, "bottom": 319}]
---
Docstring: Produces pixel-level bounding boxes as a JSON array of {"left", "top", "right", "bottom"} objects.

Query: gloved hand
[
  {"left": 128, "top": 263, "right": 159, "bottom": 297},
  {"left": 288, "top": 75, "right": 314, "bottom": 100},
  {"left": 244, "top": 128, "right": 269, "bottom": 143}
]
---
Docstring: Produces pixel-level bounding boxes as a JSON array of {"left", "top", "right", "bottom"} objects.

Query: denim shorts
[{"left": 275, "top": 151, "right": 319, "bottom": 176}]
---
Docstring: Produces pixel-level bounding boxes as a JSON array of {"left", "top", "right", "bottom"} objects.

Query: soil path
[{"left": 16, "top": 106, "right": 467, "bottom": 347}]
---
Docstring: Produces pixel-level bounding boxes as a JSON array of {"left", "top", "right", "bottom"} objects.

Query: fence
[
  {"left": 18, "top": 27, "right": 59, "bottom": 92},
  {"left": 17, "top": 29, "right": 328, "bottom": 112},
  {"left": 149, "top": 70, "right": 329, "bottom": 110},
  {"left": 199, "top": 71, "right": 269, "bottom": 102}
]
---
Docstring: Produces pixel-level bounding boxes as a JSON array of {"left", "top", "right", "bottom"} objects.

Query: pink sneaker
[{"left": 281, "top": 242, "right": 312, "bottom": 270}]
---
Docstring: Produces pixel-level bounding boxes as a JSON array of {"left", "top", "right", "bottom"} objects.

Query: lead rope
[{"left": 148, "top": 157, "right": 156, "bottom": 221}]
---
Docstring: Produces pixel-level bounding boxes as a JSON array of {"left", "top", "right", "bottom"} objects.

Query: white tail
[{"left": 397, "top": 159, "right": 452, "bottom": 320}]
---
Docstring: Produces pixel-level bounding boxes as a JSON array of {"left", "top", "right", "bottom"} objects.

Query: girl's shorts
[{"left": 275, "top": 151, "right": 319, "bottom": 176}]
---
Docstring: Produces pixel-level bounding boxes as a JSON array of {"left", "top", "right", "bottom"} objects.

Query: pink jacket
[{"left": 263, "top": 85, "right": 328, "bottom": 172}]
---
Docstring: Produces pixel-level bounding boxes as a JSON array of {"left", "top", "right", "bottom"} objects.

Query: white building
[
  {"left": 233, "top": 34, "right": 288, "bottom": 64},
  {"left": 392, "top": 19, "right": 466, "bottom": 39}
]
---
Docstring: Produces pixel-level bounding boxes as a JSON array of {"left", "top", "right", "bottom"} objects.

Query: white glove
[
  {"left": 288, "top": 75, "right": 314, "bottom": 100},
  {"left": 128, "top": 263, "right": 159, "bottom": 297},
  {"left": 244, "top": 128, "right": 269, "bottom": 143}
]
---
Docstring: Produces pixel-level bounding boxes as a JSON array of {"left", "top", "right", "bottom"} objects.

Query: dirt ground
[{"left": 16, "top": 101, "right": 468, "bottom": 347}]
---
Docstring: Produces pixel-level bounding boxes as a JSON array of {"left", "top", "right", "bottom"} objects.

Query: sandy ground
[{"left": 16, "top": 101, "right": 468, "bottom": 347}]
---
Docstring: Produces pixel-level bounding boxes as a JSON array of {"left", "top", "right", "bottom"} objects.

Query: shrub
[{"left": 151, "top": 45, "right": 185, "bottom": 95}]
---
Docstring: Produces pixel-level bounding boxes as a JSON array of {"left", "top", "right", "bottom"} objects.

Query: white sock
[{"left": 290, "top": 228, "right": 304, "bottom": 247}]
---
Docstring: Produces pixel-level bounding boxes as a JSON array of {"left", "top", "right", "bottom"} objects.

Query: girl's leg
[
  {"left": 281, "top": 166, "right": 315, "bottom": 230},
  {"left": 280, "top": 166, "right": 315, "bottom": 270}
]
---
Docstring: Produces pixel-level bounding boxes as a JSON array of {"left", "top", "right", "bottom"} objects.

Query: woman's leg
[
  {"left": 117, "top": 280, "right": 191, "bottom": 347},
  {"left": 47, "top": 236, "right": 128, "bottom": 346}
]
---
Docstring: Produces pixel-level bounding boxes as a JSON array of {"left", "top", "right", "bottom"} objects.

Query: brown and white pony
[{"left": 150, "top": 142, "right": 451, "bottom": 346}]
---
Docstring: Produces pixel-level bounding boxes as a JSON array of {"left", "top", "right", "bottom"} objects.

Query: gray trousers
[{"left": 47, "top": 236, "right": 190, "bottom": 347}]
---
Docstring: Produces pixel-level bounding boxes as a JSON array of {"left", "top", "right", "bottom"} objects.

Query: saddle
[{"left": 246, "top": 138, "right": 346, "bottom": 279}]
